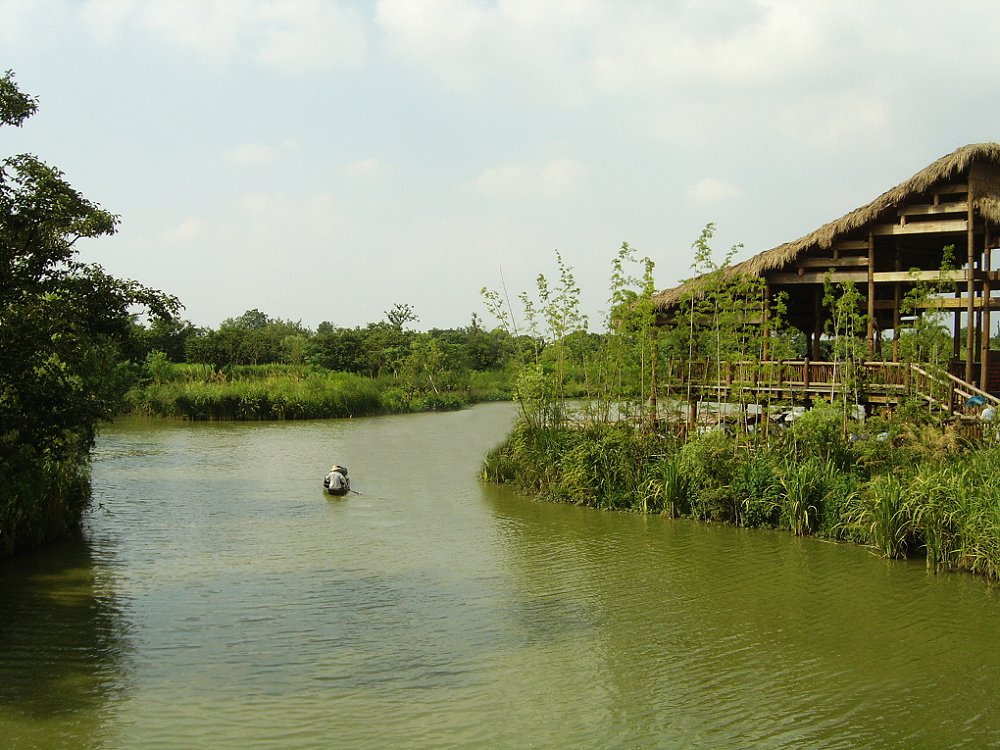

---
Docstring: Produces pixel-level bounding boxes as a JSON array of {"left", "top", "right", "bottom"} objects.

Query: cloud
[
  {"left": 376, "top": 0, "right": 597, "bottom": 101},
  {"left": 685, "top": 178, "right": 744, "bottom": 204},
  {"left": 251, "top": 0, "right": 368, "bottom": 72},
  {"left": 161, "top": 217, "right": 212, "bottom": 244},
  {"left": 234, "top": 191, "right": 340, "bottom": 235},
  {"left": 778, "top": 88, "right": 892, "bottom": 148},
  {"left": 224, "top": 139, "right": 300, "bottom": 166},
  {"left": 344, "top": 158, "right": 389, "bottom": 178},
  {"left": 591, "top": 2, "right": 833, "bottom": 93},
  {"left": 78, "top": 0, "right": 136, "bottom": 43},
  {"left": 471, "top": 158, "right": 589, "bottom": 200},
  {"left": 70, "top": 0, "right": 369, "bottom": 72}
]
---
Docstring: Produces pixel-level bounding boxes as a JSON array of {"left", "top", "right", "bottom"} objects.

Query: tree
[
  {"left": 0, "top": 71, "right": 178, "bottom": 556},
  {"left": 385, "top": 302, "right": 419, "bottom": 331}
]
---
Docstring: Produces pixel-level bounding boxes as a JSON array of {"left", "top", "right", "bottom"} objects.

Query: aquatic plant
[
  {"left": 842, "top": 473, "right": 910, "bottom": 557},
  {"left": 656, "top": 457, "right": 689, "bottom": 518},
  {"left": 730, "top": 453, "right": 782, "bottom": 528},
  {"left": 778, "top": 457, "right": 834, "bottom": 536},
  {"left": 677, "top": 430, "right": 739, "bottom": 522}
]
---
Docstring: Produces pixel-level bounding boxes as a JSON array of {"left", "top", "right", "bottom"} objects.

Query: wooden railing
[{"left": 663, "top": 359, "right": 1000, "bottom": 413}]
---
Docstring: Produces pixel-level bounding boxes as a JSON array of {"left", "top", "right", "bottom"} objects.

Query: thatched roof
[{"left": 653, "top": 142, "right": 1000, "bottom": 310}]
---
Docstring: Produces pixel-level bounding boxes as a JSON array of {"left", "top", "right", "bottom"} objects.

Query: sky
[{"left": 4, "top": 0, "right": 1000, "bottom": 333}]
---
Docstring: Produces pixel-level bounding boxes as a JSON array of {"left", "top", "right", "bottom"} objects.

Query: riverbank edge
[
  {"left": 481, "top": 406, "right": 1000, "bottom": 580},
  {"left": 121, "top": 368, "right": 512, "bottom": 420}
]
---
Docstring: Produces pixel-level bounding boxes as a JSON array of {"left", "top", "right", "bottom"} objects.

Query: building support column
[
  {"left": 967, "top": 202, "right": 976, "bottom": 384},
  {"left": 762, "top": 283, "right": 771, "bottom": 360},
  {"left": 648, "top": 326, "right": 659, "bottom": 431},
  {"left": 954, "top": 293, "right": 962, "bottom": 360},
  {"left": 867, "top": 232, "right": 876, "bottom": 355},
  {"left": 982, "top": 226, "right": 993, "bottom": 391},
  {"left": 892, "top": 241, "right": 901, "bottom": 362},
  {"left": 813, "top": 288, "right": 823, "bottom": 360}
]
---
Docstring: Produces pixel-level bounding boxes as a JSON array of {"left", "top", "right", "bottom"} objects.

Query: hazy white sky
[{"left": 4, "top": 0, "right": 1000, "bottom": 331}]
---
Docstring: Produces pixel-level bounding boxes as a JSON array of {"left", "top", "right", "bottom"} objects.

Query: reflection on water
[
  {"left": 0, "top": 533, "right": 127, "bottom": 748},
  {"left": 3, "top": 402, "right": 1000, "bottom": 748}
]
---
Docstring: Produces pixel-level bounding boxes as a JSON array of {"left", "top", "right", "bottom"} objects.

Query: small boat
[{"left": 323, "top": 464, "right": 351, "bottom": 496}]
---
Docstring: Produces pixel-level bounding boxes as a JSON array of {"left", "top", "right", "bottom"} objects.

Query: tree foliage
[{"left": 0, "top": 71, "right": 178, "bottom": 556}]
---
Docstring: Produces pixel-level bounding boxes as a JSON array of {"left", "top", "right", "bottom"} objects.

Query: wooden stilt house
[{"left": 652, "top": 143, "right": 1000, "bottom": 409}]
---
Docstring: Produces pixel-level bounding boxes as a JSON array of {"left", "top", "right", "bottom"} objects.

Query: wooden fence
[{"left": 661, "top": 359, "right": 1000, "bottom": 414}]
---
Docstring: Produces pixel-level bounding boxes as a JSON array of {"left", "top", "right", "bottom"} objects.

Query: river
[{"left": 2, "top": 402, "right": 1000, "bottom": 749}]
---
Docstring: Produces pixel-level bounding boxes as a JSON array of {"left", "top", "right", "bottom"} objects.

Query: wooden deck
[{"left": 662, "top": 359, "right": 1000, "bottom": 414}]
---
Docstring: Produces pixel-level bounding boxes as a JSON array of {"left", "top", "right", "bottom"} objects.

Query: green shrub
[
  {"left": 783, "top": 402, "right": 855, "bottom": 468},
  {"left": 730, "top": 450, "right": 781, "bottom": 527},
  {"left": 677, "top": 430, "right": 739, "bottom": 521},
  {"left": 778, "top": 457, "right": 834, "bottom": 536}
]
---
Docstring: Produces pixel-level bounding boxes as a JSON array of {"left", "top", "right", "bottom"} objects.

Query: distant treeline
[
  {"left": 125, "top": 304, "right": 564, "bottom": 418},
  {"left": 136, "top": 305, "right": 517, "bottom": 373}
]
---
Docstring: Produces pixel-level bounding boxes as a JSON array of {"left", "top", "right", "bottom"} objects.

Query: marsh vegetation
[{"left": 480, "top": 228, "right": 1000, "bottom": 578}]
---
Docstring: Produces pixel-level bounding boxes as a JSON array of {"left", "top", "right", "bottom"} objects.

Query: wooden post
[
  {"left": 892, "top": 241, "right": 901, "bottom": 362},
  {"left": 982, "top": 226, "right": 993, "bottom": 391},
  {"left": 813, "top": 288, "right": 823, "bottom": 360},
  {"left": 954, "top": 293, "right": 962, "bottom": 359},
  {"left": 867, "top": 232, "right": 876, "bottom": 354},
  {"left": 967, "top": 201, "right": 976, "bottom": 383},
  {"left": 649, "top": 326, "right": 659, "bottom": 431},
  {"left": 762, "top": 283, "right": 771, "bottom": 360}
]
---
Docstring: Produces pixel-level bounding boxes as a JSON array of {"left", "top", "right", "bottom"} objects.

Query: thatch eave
[{"left": 653, "top": 142, "right": 1000, "bottom": 312}]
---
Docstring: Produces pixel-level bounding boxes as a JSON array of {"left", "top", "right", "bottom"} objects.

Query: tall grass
[
  {"left": 778, "top": 458, "right": 835, "bottom": 536},
  {"left": 480, "top": 422, "right": 673, "bottom": 511},
  {"left": 126, "top": 371, "right": 385, "bottom": 419},
  {"left": 482, "top": 412, "right": 1000, "bottom": 581},
  {"left": 841, "top": 473, "right": 909, "bottom": 557},
  {"left": 125, "top": 363, "right": 513, "bottom": 420},
  {"left": 0, "top": 438, "right": 91, "bottom": 557}
]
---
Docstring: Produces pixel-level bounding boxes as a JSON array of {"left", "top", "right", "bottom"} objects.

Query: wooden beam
[
  {"left": 898, "top": 201, "right": 968, "bottom": 217},
  {"left": 872, "top": 269, "right": 969, "bottom": 283},
  {"left": 830, "top": 240, "right": 870, "bottom": 252},
  {"left": 795, "top": 256, "right": 869, "bottom": 269},
  {"left": 770, "top": 270, "right": 867, "bottom": 284},
  {"left": 873, "top": 297, "right": 1000, "bottom": 311},
  {"left": 871, "top": 219, "right": 969, "bottom": 236},
  {"left": 933, "top": 182, "right": 969, "bottom": 195}
]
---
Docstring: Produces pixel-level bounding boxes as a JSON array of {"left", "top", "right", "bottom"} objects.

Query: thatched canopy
[{"left": 653, "top": 143, "right": 1000, "bottom": 312}]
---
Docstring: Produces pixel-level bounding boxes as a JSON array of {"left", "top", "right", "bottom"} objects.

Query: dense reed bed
[
  {"left": 124, "top": 364, "right": 511, "bottom": 420},
  {"left": 483, "top": 404, "right": 1000, "bottom": 579}
]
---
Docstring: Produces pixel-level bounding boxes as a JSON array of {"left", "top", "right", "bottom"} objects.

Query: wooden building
[{"left": 652, "top": 143, "right": 1000, "bottom": 395}]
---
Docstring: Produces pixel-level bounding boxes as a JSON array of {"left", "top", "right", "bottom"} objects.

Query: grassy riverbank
[
  {"left": 482, "top": 403, "right": 1000, "bottom": 579},
  {"left": 124, "top": 363, "right": 513, "bottom": 420}
]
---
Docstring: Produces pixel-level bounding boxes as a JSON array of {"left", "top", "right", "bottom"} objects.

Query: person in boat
[{"left": 324, "top": 465, "right": 350, "bottom": 496}]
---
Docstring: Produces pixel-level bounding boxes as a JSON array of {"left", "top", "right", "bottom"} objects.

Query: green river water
[{"left": 2, "top": 402, "right": 1000, "bottom": 749}]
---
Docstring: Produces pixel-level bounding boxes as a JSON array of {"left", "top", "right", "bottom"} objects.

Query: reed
[
  {"left": 657, "top": 457, "right": 689, "bottom": 518},
  {"left": 482, "top": 413, "right": 1000, "bottom": 580},
  {"left": 778, "top": 457, "right": 833, "bottom": 536},
  {"left": 481, "top": 422, "right": 673, "bottom": 511},
  {"left": 676, "top": 430, "right": 739, "bottom": 521},
  {"left": 0, "top": 439, "right": 91, "bottom": 556},
  {"left": 730, "top": 453, "right": 781, "bottom": 528},
  {"left": 125, "top": 372, "right": 385, "bottom": 419},
  {"left": 842, "top": 473, "right": 909, "bottom": 557},
  {"left": 127, "top": 363, "right": 514, "bottom": 420}
]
